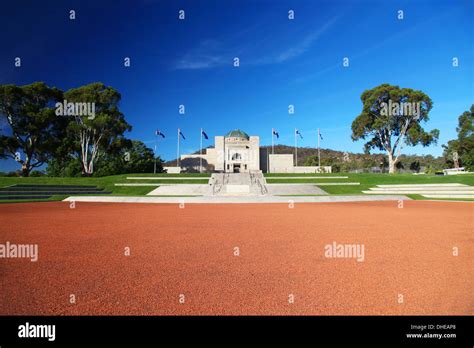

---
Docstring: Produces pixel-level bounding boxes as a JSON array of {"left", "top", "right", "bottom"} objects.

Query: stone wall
[
  {"left": 214, "top": 136, "right": 225, "bottom": 171},
  {"left": 268, "top": 154, "right": 332, "bottom": 173},
  {"left": 293, "top": 166, "right": 332, "bottom": 173},
  {"left": 163, "top": 166, "right": 181, "bottom": 174},
  {"left": 268, "top": 154, "right": 294, "bottom": 173}
]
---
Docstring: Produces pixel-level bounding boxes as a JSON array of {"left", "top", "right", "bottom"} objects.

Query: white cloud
[
  {"left": 273, "top": 15, "right": 340, "bottom": 63},
  {"left": 173, "top": 39, "right": 228, "bottom": 70},
  {"left": 173, "top": 15, "right": 340, "bottom": 70}
]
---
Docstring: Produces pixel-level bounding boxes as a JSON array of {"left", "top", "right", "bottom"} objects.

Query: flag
[
  {"left": 201, "top": 130, "right": 209, "bottom": 140},
  {"left": 179, "top": 129, "right": 186, "bottom": 140},
  {"left": 272, "top": 129, "right": 279, "bottom": 138},
  {"left": 319, "top": 131, "right": 323, "bottom": 140},
  {"left": 155, "top": 130, "right": 165, "bottom": 138},
  {"left": 296, "top": 129, "right": 303, "bottom": 139}
]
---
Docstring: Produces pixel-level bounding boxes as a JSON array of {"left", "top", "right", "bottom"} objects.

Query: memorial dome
[{"left": 225, "top": 129, "right": 250, "bottom": 140}]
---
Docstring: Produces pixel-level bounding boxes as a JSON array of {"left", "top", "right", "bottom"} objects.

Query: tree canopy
[
  {"left": 443, "top": 104, "right": 474, "bottom": 170},
  {"left": 64, "top": 83, "right": 132, "bottom": 175},
  {"left": 351, "top": 83, "right": 439, "bottom": 173},
  {"left": 0, "top": 82, "right": 66, "bottom": 176}
]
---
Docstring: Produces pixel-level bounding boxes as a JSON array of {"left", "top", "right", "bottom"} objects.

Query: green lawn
[
  {"left": 125, "top": 173, "right": 211, "bottom": 177},
  {"left": 266, "top": 173, "right": 474, "bottom": 190},
  {"left": 0, "top": 174, "right": 149, "bottom": 196},
  {"left": 0, "top": 173, "right": 209, "bottom": 189},
  {"left": 265, "top": 173, "right": 349, "bottom": 177},
  {"left": 1, "top": 172, "right": 473, "bottom": 203},
  {"left": 0, "top": 173, "right": 210, "bottom": 202},
  {"left": 265, "top": 173, "right": 474, "bottom": 200}
]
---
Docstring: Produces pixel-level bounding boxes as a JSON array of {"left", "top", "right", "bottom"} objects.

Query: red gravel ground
[{"left": 0, "top": 200, "right": 472, "bottom": 315}]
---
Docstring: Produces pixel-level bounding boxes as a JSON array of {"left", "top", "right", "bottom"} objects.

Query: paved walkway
[
  {"left": 266, "top": 184, "right": 327, "bottom": 195},
  {"left": 127, "top": 176, "right": 348, "bottom": 180},
  {"left": 147, "top": 184, "right": 211, "bottom": 195},
  {"left": 116, "top": 182, "right": 360, "bottom": 187},
  {"left": 63, "top": 195, "right": 410, "bottom": 204}
]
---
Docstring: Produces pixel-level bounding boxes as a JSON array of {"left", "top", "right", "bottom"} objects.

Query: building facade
[
  {"left": 180, "top": 130, "right": 260, "bottom": 173},
  {"left": 178, "top": 129, "right": 331, "bottom": 173}
]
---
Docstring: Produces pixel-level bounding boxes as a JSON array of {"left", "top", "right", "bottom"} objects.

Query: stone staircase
[
  {"left": 362, "top": 183, "right": 474, "bottom": 199},
  {"left": 249, "top": 171, "right": 268, "bottom": 195},
  {"left": 0, "top": 184, "right": 111, "bottom": 200},
  {"left": 209, "top": 171, "right": 268, "bottom": 196}
]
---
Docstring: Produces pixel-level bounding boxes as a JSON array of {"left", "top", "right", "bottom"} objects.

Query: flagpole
[
  {"left": 200, "top": 128, "right": 203, "bottom": 173},
  {"left": 272, "top": 128, "right": 274, "bottom": 154},
  {"left": 154, "top": 138, "right": 157, "bottom": 174},
  {"left": 295, "top": 128, "right": 298, "bottom": 166},
  {"left": 318, "top": 128, "right": 321, "bottom": 170},
  {"left": 177, "top": 128, "right": 180, "bottom": 168}
]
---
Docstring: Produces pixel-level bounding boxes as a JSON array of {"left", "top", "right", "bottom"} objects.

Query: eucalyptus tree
[{"left": 351, "top": 84, "right": 439, "bottom": 173}]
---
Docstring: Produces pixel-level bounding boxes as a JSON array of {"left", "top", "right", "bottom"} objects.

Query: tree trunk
[
  {"left": 388, "top": 152, "right": 396, "bottom": 174},
  {"left": 21, "top": 164, "right": 30, "bottom": 177},
  {"left": 21, "top": 155, "right": 31, "bottom": 177}
]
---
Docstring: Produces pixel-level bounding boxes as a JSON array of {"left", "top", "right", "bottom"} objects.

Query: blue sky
[{"left": 0, "top": 0, "right": 472, "bottom": 170}]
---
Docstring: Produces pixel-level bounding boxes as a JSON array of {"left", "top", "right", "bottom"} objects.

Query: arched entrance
[{"left": 232, "top": 153, "right": 242, "bottom": 173}]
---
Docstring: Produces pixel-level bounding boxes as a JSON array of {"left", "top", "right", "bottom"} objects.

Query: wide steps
[
  {"left": 363, "top": 184, "right": 474, "bottom": 199},
  {"left": 9, "top": 184, "right": 97, "bottom": 188},
  {"left": 0, "top": 195, "right": 52, "bottom": 200},
  {"left": 209, "top": 172, "right": 268, "bottom": 196},
  {"left": 0, "top": 184, "right": 110, "bottom": 200},
  {"left": 0, "top": 191, "right": 111, "bottom": 195}
]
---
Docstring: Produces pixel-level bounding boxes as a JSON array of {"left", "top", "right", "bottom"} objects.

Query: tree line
[
  {"left": 1, "top": 82, "right": 472, "bottom": 176},
  {"left": 0, "top": 82, "right": 162, "bottom": 177}
]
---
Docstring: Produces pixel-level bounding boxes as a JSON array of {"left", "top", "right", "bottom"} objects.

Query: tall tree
[
  {"left": 0, "top": 82, "right": 65, "bottom": 176},
  {"left": 94, "top": 140, "right": 162, "bottom": 176},
  {"left": 351, "top": 84, "right": 439, "bottom": 173},
  {"left": 122, "top": 140, "right": 162, "bottom": 173},
  {"left": 443, "top": 104, "right": 474, "bottom": 170},
  {"left": 64, "top": 83, "right": 131, "bottom": 176}
]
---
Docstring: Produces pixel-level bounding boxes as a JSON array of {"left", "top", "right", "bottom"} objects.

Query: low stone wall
[
  {"left": 163, "top": 166, "right": 181, "bottom": 174},
  {"left": 293, "top": 166, "right": 332, "bottom": 173},
  {"left": 268, "top": 154, "right": 294, "bottom": 173},
  {"left": 268, "top": 154, "right": 331, "bottom": 173}
]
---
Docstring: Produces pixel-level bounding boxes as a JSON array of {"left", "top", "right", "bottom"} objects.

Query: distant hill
[{"left": 165, "top": 144, "right": 445, "bottom": 173}]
